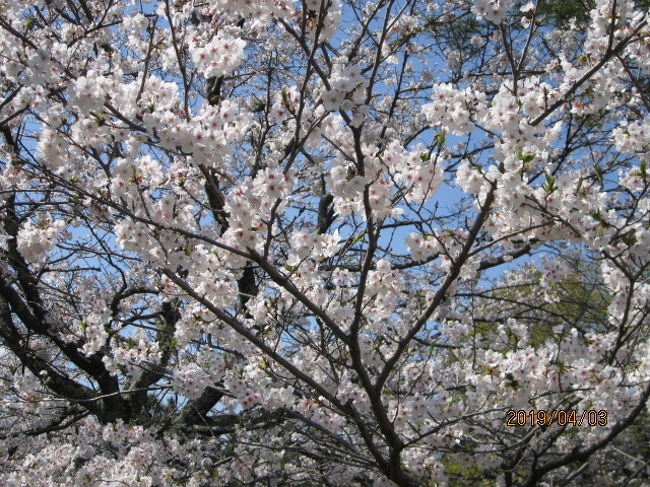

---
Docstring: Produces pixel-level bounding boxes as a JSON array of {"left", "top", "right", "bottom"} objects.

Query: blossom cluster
[
  {"left": 1, "top": 0, "right": 649, "bottom": 486},
  {"left": 17, "top": 219, "right": 66, "bottom": 263}
]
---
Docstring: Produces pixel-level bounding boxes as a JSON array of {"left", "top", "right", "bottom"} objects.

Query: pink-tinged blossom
[
  {"left": 173, "top": 362, "right": 212, "bottom": 399},
  {"left": 0, "top": 0, "right": 649, "bottom": 485},
  {"left": 191, "top": 34, "right": 246, "bottom": 79},
  {"left": 422, "top": 83, "right": 485, "bottom": 135},
  {"left": 17, "top": 219, "right": 66, "bottom": 263},
  {"left": 472, "top": 0, "right": 512, "bottom": 23}
]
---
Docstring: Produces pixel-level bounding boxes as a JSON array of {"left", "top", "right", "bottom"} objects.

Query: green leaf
[
  {"left": 543, "top": 173, "right": 556, "bottom": 194},
  {"left": 589, "top": 209, "right": 604, "bottom": 222},
  {"left": 575, "top": 176, "right": 584, "bottom": 194},
  {"left": 281, "top": 87, "right": 293, "bottom": 111},
  {"left": 522, "top": 153, "right": 535, "bottom": 164},
  {"left": 594, "top": 164, "right": 604, "bottom": 185},
  {"left": 517, "top": 148, "right": 535, "bottom": 164},
  {"left": 90, "top": 111, "right": 107, "bottom": 126},
  {"left": 435, "top": 132, "right": 446, "bottom": 148}
]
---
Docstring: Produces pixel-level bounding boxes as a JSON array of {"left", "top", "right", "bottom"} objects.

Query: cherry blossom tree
[{"left": 0, "top": 0, "right": 649, "bottom": 485}]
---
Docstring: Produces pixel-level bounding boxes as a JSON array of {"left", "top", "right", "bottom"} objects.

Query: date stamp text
[{"left": 506, "top": 409, "right": 608, "bottom": 426}]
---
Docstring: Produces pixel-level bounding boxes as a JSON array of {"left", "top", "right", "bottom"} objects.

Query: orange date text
[{"left": 506, "top": 409, "right": 608, "bottom": 426}]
